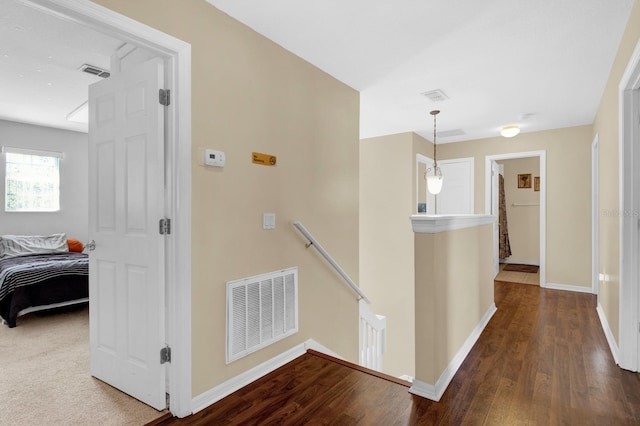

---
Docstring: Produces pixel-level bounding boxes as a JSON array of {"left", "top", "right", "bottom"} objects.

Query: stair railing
[
  {"left": 293, "top": 221, "right": 385, "bottom": 370},
  {"left": 359, "top": 299, "right": 387, "bottom": 371},
  {"left": 293, "top": 221, "right": 370, "bottom": 303}
]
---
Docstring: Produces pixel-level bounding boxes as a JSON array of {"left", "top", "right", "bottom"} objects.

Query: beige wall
[
  {"left": 499, "top": 157, "right": 540, "bottom": 263},
  {"left": 414, "top": 224, "right": 494, "bottom": 384},
  {"left": 93, "top": 0, "right": 361, "bottom": 397},
  {"left": 359, "top": 132, "right": 432, "bottom": 377},
  {"left": 439, "top": 126, "right": 592, "bottom": 288},
  {"left": 593, "top": 0, "right": 640, "bottom": 344}
]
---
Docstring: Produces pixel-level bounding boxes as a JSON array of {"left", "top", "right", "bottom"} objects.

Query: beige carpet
[{"left": 0, "top": 305, "right": 166, "bottom": 426}]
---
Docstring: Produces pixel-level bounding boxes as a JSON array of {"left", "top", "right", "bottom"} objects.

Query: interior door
[
  {"left": 88, "top": 57, "right": 167, "bottom": 410},
  {"left": 436, "top": 158, "right": 474, "bottom": 214}
]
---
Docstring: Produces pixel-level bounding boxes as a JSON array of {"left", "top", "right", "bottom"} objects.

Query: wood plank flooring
[{"left": 155, "top": 282, "right": 640, "bottom": 425}]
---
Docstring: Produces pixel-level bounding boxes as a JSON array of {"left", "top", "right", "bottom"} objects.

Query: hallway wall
[
  {"left": 499, "top": 157, "right": 540, "bottom": 264},
  {"left": 440, "top": 125, "right": 592, "bottom": 289}
]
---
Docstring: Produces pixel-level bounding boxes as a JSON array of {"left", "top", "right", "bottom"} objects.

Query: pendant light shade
[
  {"left": 427, "top": 174, "right": 443, "bottom": 194},
  {"left": 426, "top": 110, "right": 443, "bottom": 195}
]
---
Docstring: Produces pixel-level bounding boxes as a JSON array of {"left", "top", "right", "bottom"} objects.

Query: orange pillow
[{"left": 67, "top": 238, "right": 84, "bottom": 253}]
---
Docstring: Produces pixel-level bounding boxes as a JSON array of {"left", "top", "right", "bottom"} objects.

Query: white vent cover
[
  {"left": 421, "top": 89, "right": 449, "bottom": 102},
  {"left": 226, "top": 267, "right": 298, "bottom": 363},
  {"left": 438, "top": 129, "right": 466, "bottom": 138},
  {"left": 79, "top": 63, "right": 110, "bottom": 78}
]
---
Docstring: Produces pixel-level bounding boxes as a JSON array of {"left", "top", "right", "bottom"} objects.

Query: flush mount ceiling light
[
  {"left": 501, "top": 125, "right": 520, "bottom": 138},
  {"left": 425, "top": 110, "right": 443, "bottom": 195}
]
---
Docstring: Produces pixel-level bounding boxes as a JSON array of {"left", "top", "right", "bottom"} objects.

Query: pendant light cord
[
  {"left": 430, "top": 110, "right": 440, "bottom": 173},
  {"left": 432, "top": 110, "right": 438, "bottom": 169}
]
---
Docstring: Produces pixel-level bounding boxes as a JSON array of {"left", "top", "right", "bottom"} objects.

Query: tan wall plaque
[{"left": 252, "top": 152, "right": 277, "bottom": 166}]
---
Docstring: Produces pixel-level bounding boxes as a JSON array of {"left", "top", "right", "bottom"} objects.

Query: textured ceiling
[
  {"left": 207, "top": 0, "right": 635, "bottom": 142},
  {"left": 1, "top": 1, "right": 635, "bottom": 141},
  {"left": 0, "top": 0, "right": 122, "bottom": 133}
]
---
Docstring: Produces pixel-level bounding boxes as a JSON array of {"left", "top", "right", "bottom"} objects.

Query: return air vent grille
[
  {"left": 80, "top": 64, "right": 110, "bottom": 78},
  {"left": 226, "top": 267, "right": 298, "bottom": 363},
  {"left": 438, "top": 129, "right": 466, "bottom": 138},
  {"left": 421, "top": 89, "right": 449, "bottom": 102}
]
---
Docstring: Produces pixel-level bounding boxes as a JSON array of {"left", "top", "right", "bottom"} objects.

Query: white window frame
[{"left": 2, "top": 146, "right": 63, "bottom": 213}]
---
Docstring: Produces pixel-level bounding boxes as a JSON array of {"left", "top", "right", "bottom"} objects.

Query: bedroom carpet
[{"left": 0, "top": 305, "right": 166, "bottom": 426}]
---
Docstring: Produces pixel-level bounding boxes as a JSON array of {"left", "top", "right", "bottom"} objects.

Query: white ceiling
[
  {"left": 1, "top": 1, "right": 634, "bottom": 142},
  {"left": 0, "top": 0, "right": 122, "bottom": 133},
  {"left": 207, "top": 0, "right": 635, "bottom": 143}
]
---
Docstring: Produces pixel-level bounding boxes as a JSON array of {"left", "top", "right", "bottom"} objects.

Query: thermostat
[{"left": 204, "top": 149, "right": 225, "bottom": 167}]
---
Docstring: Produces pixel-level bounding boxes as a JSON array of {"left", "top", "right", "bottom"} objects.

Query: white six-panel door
[
  {"left": 88, "top": 58, "right": 167, "bottom": 410},
  {"left": 435, "top": 158, "right": 474, "bottom": 214}
]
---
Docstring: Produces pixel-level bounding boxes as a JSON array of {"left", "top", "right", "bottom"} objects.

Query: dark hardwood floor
[{"left": 155, "top": 282, "right": 640, "bottom": 425}]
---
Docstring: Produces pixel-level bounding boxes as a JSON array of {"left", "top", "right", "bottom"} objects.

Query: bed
[{"left": 0, "top": 234, "right": 89, "bottom": 328}]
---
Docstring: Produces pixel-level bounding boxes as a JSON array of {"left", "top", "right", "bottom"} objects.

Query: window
[{"left": 3, "top": 148, "right": 62, "bottom": 212}]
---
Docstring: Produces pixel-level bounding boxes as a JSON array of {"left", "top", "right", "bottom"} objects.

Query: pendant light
[{"left": 426, "top": 110, "right": 443, "bottom": 194}]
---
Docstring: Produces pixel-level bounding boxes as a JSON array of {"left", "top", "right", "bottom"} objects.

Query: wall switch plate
[
  {"left": 263, "top": 213, "right": 275, "bottom": 230},
  {"left": 204, "top": 149, "right": 225, "bottom": 167}
]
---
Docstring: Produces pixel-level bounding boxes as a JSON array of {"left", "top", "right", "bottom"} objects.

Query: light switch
[{"left": 263, "top": 213, "right": 276, "bottom": 230}]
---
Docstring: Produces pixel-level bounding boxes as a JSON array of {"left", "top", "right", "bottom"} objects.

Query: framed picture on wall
[
  {"left": 518, "top": 173, "right": 532, "bottom": 188},
  {"left": 534, "top": 176, "right": 540, "bottom": 192}
]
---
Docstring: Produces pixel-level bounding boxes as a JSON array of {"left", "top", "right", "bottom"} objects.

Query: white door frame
[
  {"left": 618, "top": 39, "right": 640, "bottom": 372},
  {"left": 591, "top": 134, "right": 599, "bottom": 297},
  {"left": 485, "top": 151, "right": 546, "bottom": 287},
  {"left": 23, "top": 0, "right": 192, "bottom": 417},
  {"left": 489, "top": 160, "right": 501, "bottom": 276}
]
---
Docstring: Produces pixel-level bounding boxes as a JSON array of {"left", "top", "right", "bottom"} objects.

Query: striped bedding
[{"left": 0, "top": 252, "right": 88, "bottom": 327}]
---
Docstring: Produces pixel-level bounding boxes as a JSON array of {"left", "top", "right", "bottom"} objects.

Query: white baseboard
[
  {"left": 596, "top": 302, "right": 619, "bottom": 365},
  {"left": 544, "top": 282, "right": 593, "bottom": 293},
  {"left": 500, "top": 259, "right": 539, "bottom": 266},
  {"left": 409, "top": 379, "right": 438, "bottom": 400},
  {"left": 409, "top": 303, "right": 497, "bottom": 402},
  {"left": 191, "top": 339, "right": 337, "bottom": 414}
]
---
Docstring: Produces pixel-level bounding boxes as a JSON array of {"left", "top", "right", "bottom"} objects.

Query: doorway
[
  {"left": 485, "top": 151, "right": 547, "bottom": 287},
  {"left": 591, "top": 134, "right": 599, "bottom": 297},
  {"left": 23, "top": 0, "right": 192, "bottom": 417},
  {"left": 618, "top": 39, "right": 640, "bottom": 372},
  {"left": 415, "top": 154, "right": 474, "bottom": 214}
]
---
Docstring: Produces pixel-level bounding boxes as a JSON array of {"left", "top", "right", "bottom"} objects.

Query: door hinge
[
  {"left": 160, "top": 345, "right": 171, "bottom": 364},
  {"left": 159, "top": 89, "right": 170, "bottom": 106},
  {"left": 159, "top": 218, "right": 171, "bottom": 235}
]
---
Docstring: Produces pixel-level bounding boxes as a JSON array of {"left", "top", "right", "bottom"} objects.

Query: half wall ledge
[
  {"left": 410, "top": 213, "right": 496, "bottom": 401},
  {"left": 410, "top": 214, "right": 496, "bottom": 233}
]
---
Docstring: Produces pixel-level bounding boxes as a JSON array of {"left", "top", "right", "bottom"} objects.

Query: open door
[{"left": 88, "top": 58, "right": 167, "bottom": 410}]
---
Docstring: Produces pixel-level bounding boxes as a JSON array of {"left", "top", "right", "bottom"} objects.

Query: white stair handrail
[{"left": 293, "top": 221, "right": 370, "bottom": 304}]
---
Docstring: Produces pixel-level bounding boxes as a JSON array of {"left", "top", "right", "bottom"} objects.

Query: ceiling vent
[
  {"left": 80, "top": 64, "right": 110, "bottom": 78},
  {"left": 421, "top": 89, "right": 449, "bottom": 102},
  {"left": 438, "top": 129, "right": 466, "bottom": 138}
]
